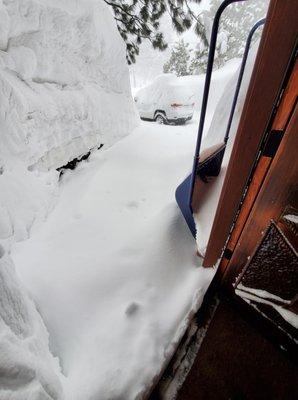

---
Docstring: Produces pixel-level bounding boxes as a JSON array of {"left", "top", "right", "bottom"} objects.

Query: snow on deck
[{"left": 12, "top": 120, "right": 215, "bottom": 399}]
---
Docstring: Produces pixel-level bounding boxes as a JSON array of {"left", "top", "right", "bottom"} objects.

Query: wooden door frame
[
  {"left": 214, "top": 53, "right": 297, "bottom": 284},
  {"left": 203, "top": 0, "right": 298, "bottom": 267},
  {"left": 223, "top": 103, "right": 298, "bottom": 282},
  {"left": 217, "top": 45, "right": 298, "bottom": 354}
]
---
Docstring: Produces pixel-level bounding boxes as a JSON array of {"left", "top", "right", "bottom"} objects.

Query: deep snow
[
  {"left": 0, "top": 0, "right": 251, "bottom": 396},
  {"left": 9, "top": 58, "right": 240, "bottom": 399},
  {"left": 2, "top": 55, "right": 241, "bottom": 400},
  {"left": 0, "top": 0, "right": 138, "bottom": 246},
  {"left": 0, "top": 248, "right": 64, "bottom": 400},
  {"left": 12, "top": 120, "right": 215, "bottom": 399},
  {"left": 0, "top": 0, "right": 137, "bottom": 171},
  {"left": 0, "top": 0, "right": 138, "bottom": 398}
]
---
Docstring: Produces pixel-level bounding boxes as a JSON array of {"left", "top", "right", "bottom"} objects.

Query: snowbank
[
  {"left": 0, "top": 0, "right": 138, "bottom": 397},
  {"left": 0, "top": 0, "right": 138, "bottom": 245},
  {"left": 0, "top": 0, "right": 137, "bottom": 170},
  {"left": 0, "top": 246, "right": 64, "bottom": 400}
]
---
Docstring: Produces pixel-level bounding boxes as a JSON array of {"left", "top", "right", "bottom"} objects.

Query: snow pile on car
[{"left": 136, "top": 73, "right": 194, "bottom": 108}]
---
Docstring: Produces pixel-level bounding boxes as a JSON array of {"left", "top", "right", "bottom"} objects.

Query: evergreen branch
[{"left": 104, "top": 0, "right": 204, "bottom": 64}]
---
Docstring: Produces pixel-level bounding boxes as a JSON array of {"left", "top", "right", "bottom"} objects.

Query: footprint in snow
[
  {"left": 125, "top": 302, "right": 140, "bottom": 317},
  {"left": 126, "top": 201, "right": 139, "bottom": 210},
  {"left": 0, "top": 244, "right": 5, "bottom": 258}
]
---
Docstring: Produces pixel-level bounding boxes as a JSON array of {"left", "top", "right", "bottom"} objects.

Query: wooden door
[
  {"left": 203, "top": 0, "right": 298, "bottom": 268},
  {"left": 221, "top": 56, "right": 298, "bottom": 351}
]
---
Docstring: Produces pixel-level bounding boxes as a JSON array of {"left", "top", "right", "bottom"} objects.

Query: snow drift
[
  {"left": 0, "top": 0, "right": 138, "bottom": 245},
  {"left": 0, "top": 0, "right": 137, "bottom": 171},
  {"left": 9, "top": 60, "right": 240, "bottom": 399},
  {"left": 0, "top": 0, "right": 138, "bottom": 398},
  {"left": 0, "top": 246, "right": 64, "bottom": 399}
]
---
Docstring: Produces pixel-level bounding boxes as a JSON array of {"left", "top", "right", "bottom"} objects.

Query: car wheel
[{"left": 155, "top": 113, "right": 166, "bottom": 124}]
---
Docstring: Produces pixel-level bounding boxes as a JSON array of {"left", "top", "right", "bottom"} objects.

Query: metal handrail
[
  {"left": 175, "top": 1, "right": 267, "bottom": 238},
  {"left": 188, "top": 0, "right": 247, "bottom": 211},
  {"left": 224, "top": 18, "right": 266, "bottom": 144}
]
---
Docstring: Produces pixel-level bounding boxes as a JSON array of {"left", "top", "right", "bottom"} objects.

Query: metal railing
[{"left": 175, "top": 0, "right": 266, "bottom": 237}]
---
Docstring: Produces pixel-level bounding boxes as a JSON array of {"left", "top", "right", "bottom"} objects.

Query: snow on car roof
[{"left": 136, "top": 74, "right": 194, "bottom": 102}]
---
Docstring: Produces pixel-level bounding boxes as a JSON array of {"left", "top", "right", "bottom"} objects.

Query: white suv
[{"left": 134, "top": 74, "right": 194, "bottom": 125}]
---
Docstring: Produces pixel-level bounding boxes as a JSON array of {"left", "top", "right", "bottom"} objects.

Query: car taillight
[{"left": 171, "top": 103, "right": 183, "bottom": 108}]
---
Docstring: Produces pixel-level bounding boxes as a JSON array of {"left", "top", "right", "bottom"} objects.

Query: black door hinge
[
  {"left": 223, "top": 248, "right": 233, "bottom": 260},
  {"left": 263, "top": 130, "right": 284, "bottom": 158}
]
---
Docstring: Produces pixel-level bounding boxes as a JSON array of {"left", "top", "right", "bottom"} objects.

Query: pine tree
[
  {"left": 189, "top": 41, "right": 208, "bottom": 74},
  {"left": 190, "top": 0, "right": 269, "bottom": 73},
  {"left": 104, "top": 0, "right": 206, "bottom": 64},
  {"left": 163, "top": 39, "right": 192, "bottom": 76}
]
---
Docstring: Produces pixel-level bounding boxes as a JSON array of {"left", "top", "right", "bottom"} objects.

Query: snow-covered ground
[
  {"left": 8, "top": 55, "right": 241, "bottom": 398},
  {"left": 1, "top": 49, "right": 242, "bottom": 400},
  {"left": 12, "top": 118, "right": 215, "bottom": 399}
]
